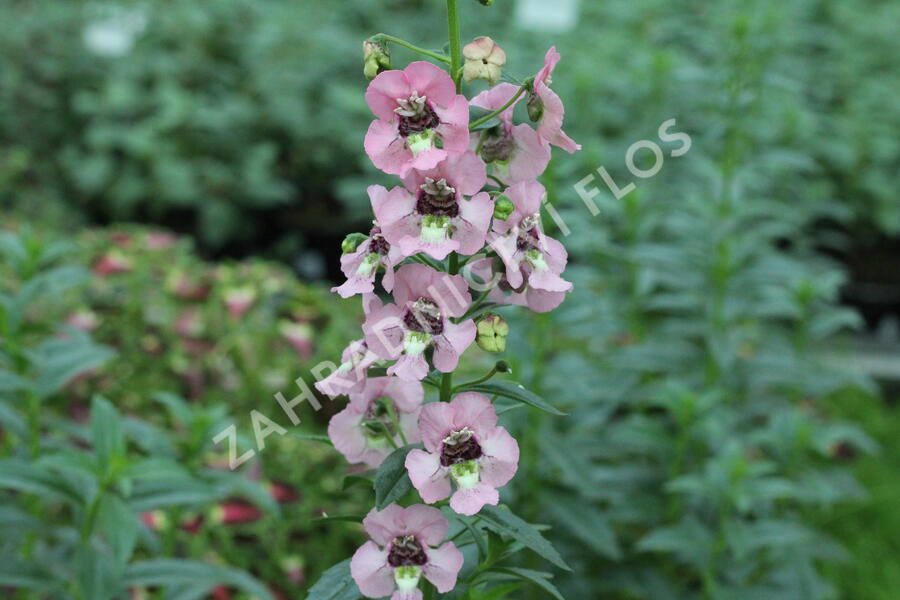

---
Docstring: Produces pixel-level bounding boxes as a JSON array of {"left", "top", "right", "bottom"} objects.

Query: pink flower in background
[
  {"left": 530, "top": 47, "right": 581, "bottom": 153},
  {"left": 66, "top": 309, "right": 99, "bottom": 332},
  {"left": 351, "top": 504, "right": 463, "bottom": 600},
  {"left": 405, "top": 393, "right": 519, "bottom": 515},
  {"left": 328, "top": 377, "right": 424, "bottom": 468},
  {"left": 333, "top": 227, "right": 403, "bottom": 298},
  {"left": 144, "top": 231, "right": 176, "bottom": 250},
  {"left": 365, "top": 62, "right": 470, "bottom": 176},
  {"left": 315, "top": 339, "right": 381, "bottom": 398},
  {"left": 279, "top": 320, "right": 314, "bottom": 359},
  {"left": 486, "top": 180, "right": 572, "bottom": 312},
  {"left": 363, "top": 264, "right": 475, "bottom": 382},
  {"left": 224, "top": 286, "right": 256, "bottom": 319},
  {"left": 470, "top": 83, "right": 550, "bottom": 184},
  {"left": 93, "top": 249, "right": 132, "bottom": 276},
  {"left": 372, "top": 152, "right": 493, "bottom": 260}
]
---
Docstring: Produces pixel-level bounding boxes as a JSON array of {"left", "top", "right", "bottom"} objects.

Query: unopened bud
[
  {"left": 476, "top": 0, "right": 494, "bottom": 5},
  {"left": 476, "top": 313, "right": 509, "bottom": 353},
  {"left": 493, "top": 196, "right": 514, "bottom": 221},
  {"left": 342, "top": 232, "right": 369, "bottom": 254},
  {"left": 494, "top": 360, "right": 511, "bottom": 373},
  {"left": 363, "top": 40, "right": 391, "bottom": 80},
  {"left": 526, "top": 90, "right": 544, "bottom": 122},
  {"left": 462, "top": 37, "right": 506, "bottom": 86}
]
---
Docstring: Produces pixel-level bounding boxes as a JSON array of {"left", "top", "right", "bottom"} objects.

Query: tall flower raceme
[{"left": 310, "top": 3, "right": 579, "bottom": 599}]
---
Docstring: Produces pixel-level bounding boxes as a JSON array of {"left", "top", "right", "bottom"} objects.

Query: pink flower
[
  {"left": 363, "top": 264, "right": 475, "bottom": 382},
  {"left": 364, "top": 62, "right": 470, "bottom": 177},
  {"left": 530, "top": 47, "right": 580, "bottom": 154},
  {"left": 351, "top": 504, "right": 463, "bottom": 600},
  {"left": 315, "top": 338, "right": 381, "bottom": 398},
  {"left": 372, "top": 152, "right": 493, "bottom": 260},
  {"left": 470, "top": 83, "right": 550, "bottom": 184},
  {"left": 279, "top": 320, "right": 314, "bottom": 359},
  {"left": 483, "top": 180, "right": 572, "bottom": 313},
  {"left": 328, "top": 377, "right": 424, "bottom": 468},
  {"left": 224, "top": 286, "right": 256, "bottom": 319},
  {"left": 93, "top": 250, "right": 132, "bottom": 276},
  {"left": 405, "top": 393, "right": 519, "bottom": 516},
  {"left": 333, "top": 227, "right": 403, "bottom": 298}
]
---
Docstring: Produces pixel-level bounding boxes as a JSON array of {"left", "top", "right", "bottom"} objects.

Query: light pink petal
[
  {"left": 503, "top": 124, "right": 552, "bottom": 184},
  {"left": 365, "top": 119, "right": 408, "bottom": 176},
  {"left": 393, "top": 265, "right": 471, "bottom": 318},
  {"left": 432, "top": 320, "right": 476, "bottom": 373},
  {"left": 423, "top": 542, "right": 464, "bottom": 592},
  {"left": 450, "top": 483, "right": 499, "bottom": 516},
  {"left": 513, "top": 288, "right": 567, "bottom": 313},
  {"left": 455, "top": 192, "right": 494, "bottom": 254},
  {"left": 404, "top": 62, "right": 457, "bottom": 108},
  {"left": 399, "top": 409, "right": 422, "bottom": 445},
  {"left": 470, "top": 82, "right": 521, "bottom": 126},
  {"left": 405, "top": 449, "right": 451, "bottom": 504},
  {"left": 363, "top": 505, "right": 406, "bottom": 545},
  {"left": 333, "top": 275, "right": 375, "bottom": 299},
  {"left": 486, "top": 233, "right": 524, "bottom": 289},
  {"left": 417, "top": 402, "right": 455, "bottom": 453},
  {"left": 478, "top": 426, "right": 519, "bottom": 487},
  {"left": 327, "top": 406, "right": 368, "bottom": 464},
  {"left": 407, "top": 147, "right": 449, "bottom": 176},
  {"left": 401, "top": 150, "right": 486, "bottom": 197},
  {"left": 505, "top": 180, "right": 546, "bottom": 218},
  {"left": 372, "top": 186, "right": 416, "bottom": 226},
  {"left": 387, "top": 353, "right": 430, "bottom": 382},
  {"left": 350, "top": 541, "right": 394, "bottom": 598},
  {"left": 398, "top": 235, "right": 459, "bottom": 261},
  {"left": 383, "top": 216, "right": 423, "bottom": 258},
  {"left": 448, "top": 392, "right": 497, "bottom": 436},
  {"left": 535, "top": 84, "right": 580, "bottom": 153},
  {"left": 550, "top": 127, "right": 581, "bottom": 153},
  {"left": 365, "top": 70, "right": 412, "bottom": 121},
  {"left": 384, "top": 377, "right": 426, "bottom": 412},
  {"left": 398, "top": 504, "right": 449, "bottom": 546},
  {"left": 535, "top": 46, "right": 561, "bottom": 87},
  {"left": 363, "top": 304, "right": 405, "bottom": 360},
  {"left": 391, "top": 590, "right": 423, "bottom": 600},
  {"left": 528, "top": 268, "right": 573, "bottom": 293}
]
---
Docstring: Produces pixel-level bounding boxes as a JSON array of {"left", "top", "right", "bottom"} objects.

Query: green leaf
[
  {"left": 492, "top": 567, "right": 565, "bottom": 600},
  {"left": 290, "top": 432, "right": 334, "bottom": 445},
  {"left": 0, "top": 559, "right": 59, "bottom": 592},
  {"left": 0, "top": 458, "right": 84, "bottom": 505},
  {"left": 342, "top": 473, "right": 374, "bottom": 491},
  {"left": 374, "top": 443, "right": 418, "bottom": 510},
  {"left": 124, "top": 560, "right": 273, "bottom": 600},
  {"left": 457, "top": 381, "right": 566, "bottom": 416},
  {"left": 306, "top": 558, "right": 361, "bottom": 600},
  {"left": 31, "top": 334, "right": 115, "bottom": 399},
  {"left": 545, "top": 495, "right": 621, "bottom": 559},
  {"left": 97, "top": 495, "right": 139, "bottom": 565},
  {"left": 479, "top": 506, "right": 571, "bottom": 571},
  {"left": 91, "top": 396, "right": 126, "bottom": 469}
]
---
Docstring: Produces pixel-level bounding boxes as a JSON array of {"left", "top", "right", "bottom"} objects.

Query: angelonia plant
[{"left": 310, "top": 1, "right": 579, "bottom": 599}]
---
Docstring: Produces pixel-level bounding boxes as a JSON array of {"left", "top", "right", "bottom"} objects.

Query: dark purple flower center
[
  {"left": 479, "top": 127, "right": 515, "bottom": 163},
  {"left": 388, "top": 535, "right": 428, "bottom": 567},
  {"left": 516, "top": 215, "right": 542, "bottom": 252},
  {"left": 369, "top": 227, "right": 390, "bottom": 256},
  {"left": 403, "top": 298, "right": 444, "bottom": 335},
  {"left": 416, "top": 177, "right": 459, "bottom": 218},
  {"left": 395, "top": 94, "right": 441, "bottom": 138},
  {"left": 440, "top": 427, "right": 483, "bottom": 467}
]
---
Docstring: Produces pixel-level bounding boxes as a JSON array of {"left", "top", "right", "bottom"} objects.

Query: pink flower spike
[
  {"left": 405, "top": 393, "right": 519, "bottom": 516},
  {"left": 375, "top": 152, "right": 493, "bottom": 261},
  {"left": 531, "top": 47, "right": 581, "bottom": 154},
  {"left": 363, "top": 265, "right": 476, "bottom": 382},
  {"left": 364, "top": 62, "right": 470, "bottom": 176},
  {"left": 470, "top": 84, "right": 551, "bottom": 184},
  {"left": 351, "top": 505, "right": 463, "bottom": 600},
  {"left": 328, "top": 377, "right": 424, "bottom": 468}
]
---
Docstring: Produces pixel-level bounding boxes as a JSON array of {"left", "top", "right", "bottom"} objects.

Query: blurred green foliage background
[{"left": 1, "top": 0, "right": 898, "bottom": 599}]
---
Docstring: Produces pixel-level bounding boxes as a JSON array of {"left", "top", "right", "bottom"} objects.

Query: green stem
[
  {"left": 385, "top": 400, "right": 408, "bottom": 446},
  {"left": 440, "top": 372, "right": 453, "bottom": 403},
  {"left": 374, "top": 34, "right": 452, "bottom": 64},
  {"left": 487, "top": 174, "right": 508, "bottom": 189},
  {"left": 456, "top": 286, "right": 492, "bottom": 322},
  {"left": 453, "top": 365, "right": 500, "bottom": 392},
  {"left": 446, "top": 0, "right": 462, "bottom": 91},
  {"left": 469, "top": 83, "right": 528, "bottom": 130}
]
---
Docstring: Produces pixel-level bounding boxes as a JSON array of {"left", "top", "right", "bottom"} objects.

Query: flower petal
[
  {"left": 405, "top": 449, "right": 451, "bottom": 504},
  {"left": 423, "top": 542, "right": 464, "bottom": 593},
  {"left": 450, "top": 482, "right": 499, "bottom": 515},
  {"left": 350, "top": 541, "right": 394, "bottom": 598},
  {"left": 478, "top": 426, "right": 519, "bottom": 488}
]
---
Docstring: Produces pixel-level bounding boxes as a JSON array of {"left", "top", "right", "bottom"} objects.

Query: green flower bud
[
  {"left": 476, "top": 313, "right": 509, "bottom": 353},
  {"left": 341, "top": 232, "right": 369, "bottom": 254},
  {"left": 477, "top": 0, "right": 495, "bottom": 5},
  {"left": 363, "top": 40, "right": 391, "bottom": 80},
  {"left": 526, "top": 90, "right": 544, "bottom": 122},
  {"left": 493, "top": 195, "right": 514, "bottom": 221},
  {"left": 494, "top": 360, "right": 511, "bottom": 373}
]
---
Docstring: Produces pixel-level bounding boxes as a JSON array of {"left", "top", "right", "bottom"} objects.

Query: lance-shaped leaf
[{"left": 479, "top": 505, "right": 571, "bottom": 571}]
